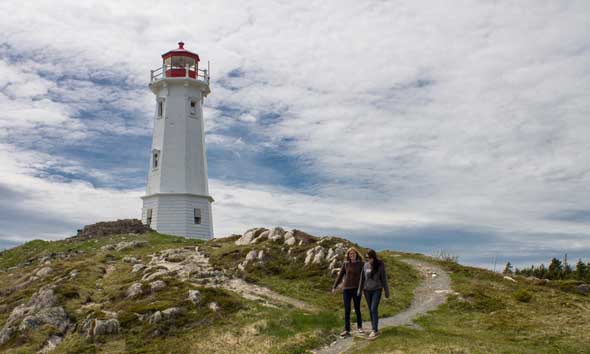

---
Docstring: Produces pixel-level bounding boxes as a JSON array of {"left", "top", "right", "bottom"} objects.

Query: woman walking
[
  {"left": 332, "top": 247, "right": 364, "bottom": 337},
  {"left": 358, "top": 249, "right": 390, "bottom": 338}
]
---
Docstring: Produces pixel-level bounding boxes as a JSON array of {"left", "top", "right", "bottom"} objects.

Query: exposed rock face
[
  {"left": 35, "top": 267, "right": 53, "bottom": 277},
  {"left": 132, "top": 264, "right": 146, "bottom": 273},
  {"left": 73, "top": 219, "right": 151, "bottom": 240},
  {"left": 245, "top": 250, "right": 258, "bottom": 262},
  {"left": 150, "top": 280, "right": 166, "bottom": 292},
  {"left": 81, "top": 318, "right": 120, "bottom": 337},
  {"left": 188, "top": 290, "right": 201, "bottom": 305},
  {"left": 148, "top": 307, "right": 184, "bottom": 324},
  {"left": 0, "top": 286, "right": 70, "bottom": 346},
  {"left": 126, "top": 283, "right": 143, "bottom": 298},
  {"left": 143, "top": 247, "right": 223, "bottom": 283},
  {"left": 235, "top": 228, "right": 268, "bottom": 245},
  {"left": 268, "top": 227, "right": 286, "bottom": 241}
]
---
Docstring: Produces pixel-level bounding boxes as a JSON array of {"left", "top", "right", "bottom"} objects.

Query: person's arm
[
  {"left": 332, "top": 263, "right": 346, "bottom": 290},
  {"left": 381, "top": 262, "right": 390, "bottom": 298},
  {"left": 357, "top": 263, "right": 365, "bottom": 296}
]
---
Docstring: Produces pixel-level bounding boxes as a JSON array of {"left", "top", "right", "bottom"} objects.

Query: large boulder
[
  {"left": 245, "top": 250, "right": 258, "bottom": 262},
  {"left": 268, "top": 227, "right": 286, "bottom": 241},
  {"left": 235, "top": 228, "right": 268, "bottom": 246},
  {"left": 126, "top": 283, "right": 143, "bottom": 298},
  {"left": 81, "top": 318, "right": 120, "bottom": 337}
]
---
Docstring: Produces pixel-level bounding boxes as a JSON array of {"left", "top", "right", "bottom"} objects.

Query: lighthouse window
[
  {"left": 190, "top": 100, "right": 197, "bottom": 115},
  {"left": 153, "top": 151, "right": 159, "bottom": 169},
  {"left": 157, "top": 99, "right": 164, "bottom": 117},
  {"left": 146, "top": 209, "right": 153, "bottom": 226},
  {"left": 193, "top": 208, "right": 202, "bottom": 224}
]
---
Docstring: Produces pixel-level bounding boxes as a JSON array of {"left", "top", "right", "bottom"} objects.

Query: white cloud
[{"left": 0, "top": 0, "right": 588, "bottom": 265}]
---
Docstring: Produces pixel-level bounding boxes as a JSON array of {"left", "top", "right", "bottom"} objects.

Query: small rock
[
  {"left": 312, "top": 248, "right": 326, "bottom": 264},
  {"left": 237, "top": 263, "right": 246, "bottom": 272},
  {"left": 208, "top": 302, "right": 220, "bottom": 312},
  {"left": 503, "top": 276, "right": 517, "bottom": 283},
  {"left": 150, "top": 280, "right": 166, "bottom": 292},
  {"left": 132, "top": 264, "right": 146, "bottom": 273},
  {"left": 326, "top": 248, "right": 335, "bottom": 261},
  {"left": 576, "top": 284, "right": 590, "bottom": 295},
  {"left": 92, "top": 319, "right": 120, "bottom": 336},
  {"left": 115, "top": 240, "right": 148, "bottom": 252},
  {"left": 123, "top": 256, "right": 140, "bottom": 264},
  {"left": 38, "top": 334, "right": 63, "bottom": 354},
  {"left": 36, "top": 267, "right": 53, "bottom": 277},
  {"left": 245, "top": 250, "right": 258, "bottom": 262},
  {"left": 142, "top": 269, "right": 169, "bottom": 282},
  {"left": 126, "top": 283, "right": 143, "bottom": 298},
  {"left": 188, "top": 290, "right": 201, "bottom": 305},
  {"left": 285, "top": 236, "right": 296, "bottom": 246},
  {"left": 257, "top": 250, "right": 265, "bottom": 261}
]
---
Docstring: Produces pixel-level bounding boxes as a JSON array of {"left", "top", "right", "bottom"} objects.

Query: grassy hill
[{"left": 0, "top": 228, "right": 588, "bottom": 354}]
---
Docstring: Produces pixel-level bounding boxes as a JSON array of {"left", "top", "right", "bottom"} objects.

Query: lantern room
[{"left": 150, "top": 42, "right": 209, "bottom": 83}]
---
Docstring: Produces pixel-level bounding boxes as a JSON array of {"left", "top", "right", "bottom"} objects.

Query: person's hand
[{"left": 331, "top": 288, "right": 336, "bottom": 294}]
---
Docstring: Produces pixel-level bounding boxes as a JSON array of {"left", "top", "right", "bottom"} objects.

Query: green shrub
[{"left": 513, "top": 289, "right": 533, "bottom": 303}]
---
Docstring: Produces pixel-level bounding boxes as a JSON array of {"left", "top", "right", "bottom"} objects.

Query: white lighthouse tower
[{"left": 141, "top": 42, "right": 214, "bottom": 239}]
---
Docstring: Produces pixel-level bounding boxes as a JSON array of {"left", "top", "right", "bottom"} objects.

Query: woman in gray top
[{"left": 358, "top": 249, "right": 390, "bottom": 338}]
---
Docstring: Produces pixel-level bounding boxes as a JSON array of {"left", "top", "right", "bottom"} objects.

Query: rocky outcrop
[
  {"left": 148, "top": 307, "right": 184, "bottom": 324},
  {"left": 126, "top": 283, "right": 143, "bottom": 298},
  {"left": 0, "top": 286, "right": 70, "bottom": 346},
  {"left": 150, "top": 280, "right": 167, "bottom": 292},
  {"left": 80, "top": 317, "right": 120, "bottom": 337},
  {"left": 188, "top": 290, "right": 201, "bottom": 305},
  {"left": 235, "top": 228, "right": 268, "bottom": 245},
  {"left": 73, "top": 219, "right": 151, "bottom": 240}
]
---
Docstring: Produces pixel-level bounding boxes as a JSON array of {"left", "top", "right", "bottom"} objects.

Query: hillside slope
[{"left": 1, "top": 225, "right": 589, "bottom": 354}]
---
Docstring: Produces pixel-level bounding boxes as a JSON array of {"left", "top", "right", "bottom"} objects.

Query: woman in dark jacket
[
  {"left": 332, "top": 247, "right": 364, "bottom": 337},
  {"left": 358, "top": 249, "right": 389, "bottom": 338}
]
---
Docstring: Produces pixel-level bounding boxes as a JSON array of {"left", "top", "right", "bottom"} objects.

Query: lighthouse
[{"left": 141, "top": 42, "right": 214, "bottom": 239}]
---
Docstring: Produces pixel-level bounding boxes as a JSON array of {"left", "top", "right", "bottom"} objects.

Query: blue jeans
[
  {"left": 342, "top": 288, "right": 362, "bottom": 332},
  {"left": 364, "top": 289, "right": 382, "bottom": 331}
]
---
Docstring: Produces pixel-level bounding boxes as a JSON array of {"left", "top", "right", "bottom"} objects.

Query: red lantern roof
[{"left": 161, "top": 42, "right": 200, "bottom": 62}]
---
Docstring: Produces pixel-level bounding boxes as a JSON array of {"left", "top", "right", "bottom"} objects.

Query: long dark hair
[{"left": 367, "top": 249, "right": 381, "bottom": 279}]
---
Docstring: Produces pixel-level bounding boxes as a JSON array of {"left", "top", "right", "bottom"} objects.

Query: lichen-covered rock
[
  {"left": 285, "top": 235, "right": 296, "bottom": 246},
  {"left": 150, "top": 280, "right": 166, "bottom": 292},
  {"left": 81, "top": 318, "right": 120, "bottom": 337},
  {"left": 208, "top": 302, "right": 220, "bottom": 312},
  {"left": 268, "top": 227, "right": 286, "bottom": 241},
  {"left": 188, "top": 290, "right": 201, "bottom": 305},
  {"left": 132, "top": 264, "right": 146, "bottom": 273},
  {"left": 312, "top": 248, "right": 326, "bottom": 264},
  {"left": 245, "top": 250, "right": 258, "bottom": 262},
  {"left": 35, "top": 267, "right": 53, "bottom": 277},
  {"left": 115, "top": 240, "right": 148, "bottom": 252},
  {"left": 235, "top": 228, "right": 268, "bottom": 245},
  {"left": 126, "top": 283, "right": 143, "bottom": 298}
]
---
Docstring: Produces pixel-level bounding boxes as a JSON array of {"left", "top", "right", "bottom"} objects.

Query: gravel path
[{"left": 312, "top": 258, "right": 452, "bottom": 354}]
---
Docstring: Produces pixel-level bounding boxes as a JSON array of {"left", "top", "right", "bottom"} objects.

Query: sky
[{"left": 0, "top": 0, "right": 589, "bottom": 269}]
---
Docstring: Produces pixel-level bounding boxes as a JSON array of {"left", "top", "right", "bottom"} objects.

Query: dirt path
[{"left": 312, "top": 258, "right": 452, "bottom": 354}]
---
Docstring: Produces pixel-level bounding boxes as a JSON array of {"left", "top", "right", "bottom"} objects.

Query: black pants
[
  {"left": 342, "top": 288, "right": 362, "bottom": 331},
  {"left": 364, "top": 288, "right": 382, "bottom": 331}
]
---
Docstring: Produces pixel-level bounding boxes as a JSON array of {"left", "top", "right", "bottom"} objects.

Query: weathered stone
[
  {"left": 268, "top": 227, "right": 286, "bottom": 241},
  {"left": 245, "top": 250, "right": 258, "bottom": 262},
  {"left": 326, "top": 248, "right": 335, "bottom": 261},
  {"left": 38, "top": 334, "right": 63, "bottom": 354},
  {"left": 576, "top": 284, "right": 590, "bottom": 295},
  {"left": 126, "top": 283, "right": 143, "bottom": 298},
  {"left": 123, "top": 256, "right": 140, "bottom": 264},
  {"left": 329, "top": 258, "right": 337, "bottom": 270},
  {"left": 285, "top": 236, "right": 296, "bottom": 246},
  {"left": 150, "top": 280, "right": 166, "bottom": 292},
  {"left": 313, "top": 248, "right": 326, "bottom": 264},
  {"left": 257, "top": 250, "right": 265, "bottom": 261},
  {"left": 253, "top": 230, "right": 270, "bottom": 243},
  {"left": 208, "top": 302, "right": 220, "bottom": 312},
  {"left": 188, "top": 290, "right": 201, "bottom": 305},
  {"left": 162, "top": 307, "right": 183, "bottom": 318},
  {"left": 115, "top": 240, "right": 148, "bottom": 252},
  {"left": 235, "top": 228, "right": 267, "bottom": 246},
  {"left": 92, "top": 319, "right": 120, "bottom": 336},
  {"left": 149, "top": 311, "right": 163, "bottom": 324},
  {"left": 36, "top": 267, "right": 53, "bottom": 277},
  {"left": 142, "top": 269, "right": 169, "bottom": 282},
  {"left": 18, "top": 315, "right": 41, "bottom": 331},
  {"left": 503, "top": 276, "right": 517, "bottom": 283},
  {"left": 132, "top": 264, "right": 146, "bottom": 273}
]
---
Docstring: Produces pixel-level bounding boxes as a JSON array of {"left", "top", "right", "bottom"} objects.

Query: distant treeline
[{"left": 503, "top": 257, "right": 590, "bottom": 282}]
